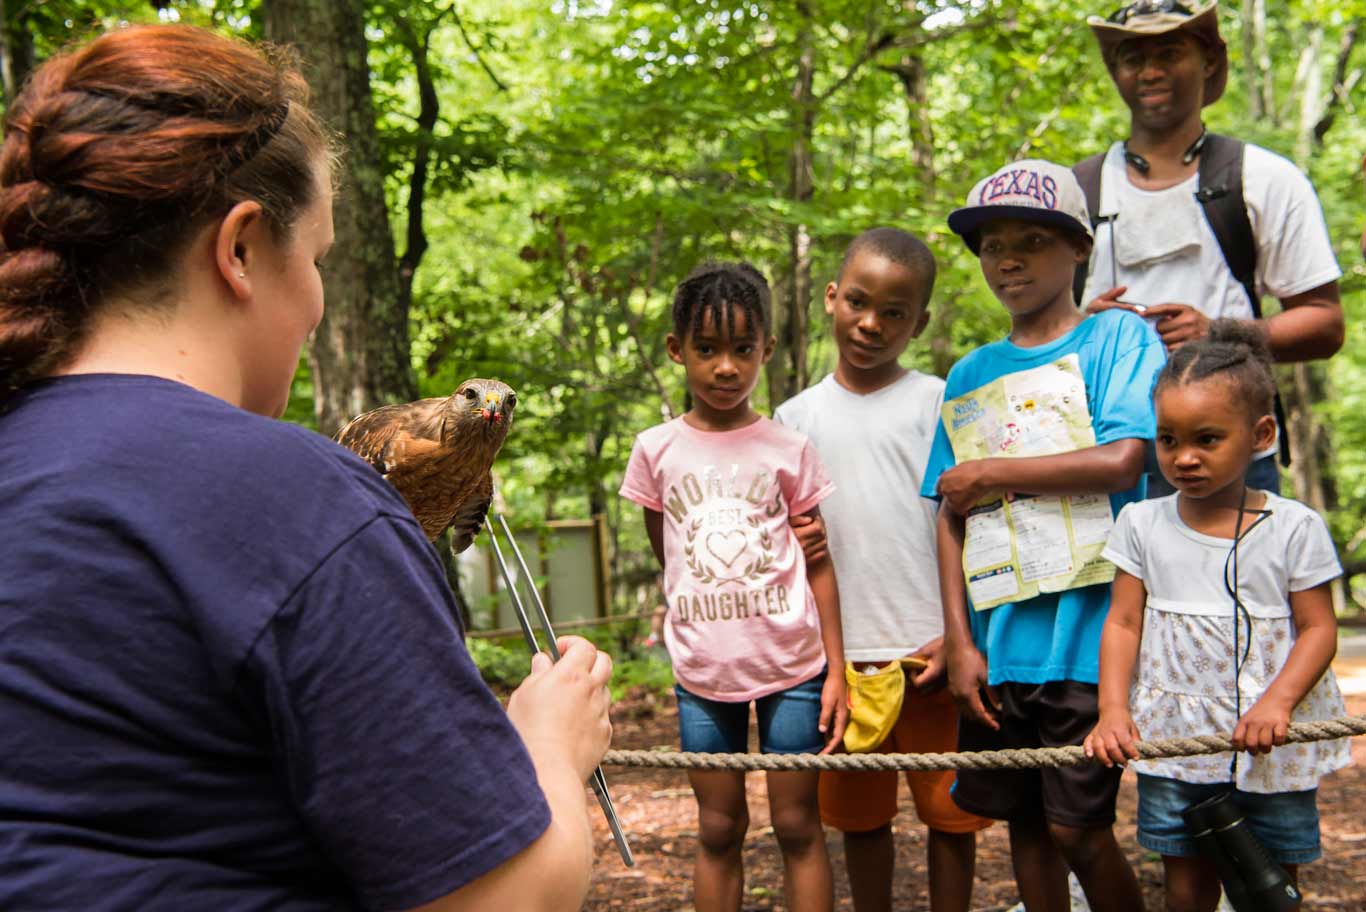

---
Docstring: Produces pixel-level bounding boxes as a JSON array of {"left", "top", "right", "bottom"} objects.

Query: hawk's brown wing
[
  {"left": 334, "top": 394, "right": 497, "bottom": 543},
  {"left": 334, "top": 399, "right": 446, "bottom": 475},
  {"left": 447, "top": 472, "right": 493, "bottom": 555}
]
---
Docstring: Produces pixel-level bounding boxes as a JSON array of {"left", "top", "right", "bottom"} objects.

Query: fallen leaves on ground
[{"left": 586, "top": 663, "right": 1366, "bottom": 911}]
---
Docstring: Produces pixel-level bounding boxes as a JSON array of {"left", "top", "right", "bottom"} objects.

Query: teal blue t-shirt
[{"left": 920, "top": 310, "right": 1166, "bottom": 685}]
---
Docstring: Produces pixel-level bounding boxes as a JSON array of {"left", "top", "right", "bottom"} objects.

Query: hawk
[{"left": 334, "top": 378, "right": 516, "bottom": 552}]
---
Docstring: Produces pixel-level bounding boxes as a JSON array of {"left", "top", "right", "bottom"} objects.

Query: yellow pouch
[{"left": 842, "top": 660, "right": 907, "bottom": 753}]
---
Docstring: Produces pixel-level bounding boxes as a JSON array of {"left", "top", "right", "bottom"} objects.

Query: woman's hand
[
  {"left": 1233, "top": 698, "right": 1292, "bottom": 755},
  {"left": 506, "top": 636, "right": 613, "bottom": 783},
  {"left": 818, "top": 668, "right": 849, "bottom": 755},
  {"left": 1084, "top": 709, "right": 1141, "bottom": 767}
]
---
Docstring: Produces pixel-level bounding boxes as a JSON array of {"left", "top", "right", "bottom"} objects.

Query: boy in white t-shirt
[{"left": 776, "top": 228, "right": 991, "bottom": 912}]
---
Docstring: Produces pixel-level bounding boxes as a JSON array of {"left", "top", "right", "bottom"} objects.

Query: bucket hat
[{"left": 1088, "top": 0, "right": 1227, "bottom": 106}]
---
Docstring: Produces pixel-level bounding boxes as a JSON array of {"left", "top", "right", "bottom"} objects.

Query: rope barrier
[{"left": 602, "top": 713, "right": 1366, "bottom": 772}]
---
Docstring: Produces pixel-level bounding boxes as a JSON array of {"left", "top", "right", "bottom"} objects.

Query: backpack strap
[
  {"left": 1195, "top": 134, "right": 1260, "bottom": 318},
  {"left": 1072, "top": 152, "right": 1107, "bottom": 305},
  {"left": 1196, "top": 134, "right": 1292, "bottom": 466}
]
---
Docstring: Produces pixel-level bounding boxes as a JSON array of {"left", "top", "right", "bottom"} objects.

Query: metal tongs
[{"left": 486, "top": 514, "right": 635, "bottom": 867}]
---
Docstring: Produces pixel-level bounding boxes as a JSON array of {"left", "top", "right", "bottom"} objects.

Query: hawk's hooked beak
[{"left": 479, "top": 391, "right": 505, "bottom": 425}]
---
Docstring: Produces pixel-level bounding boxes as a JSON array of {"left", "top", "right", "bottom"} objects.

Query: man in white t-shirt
[
  {"left": 777, "top": 228, "right": 991, "bottom": 912},
  {"left": 1080, "top": 0, "right": 1344, "bottom": 493}
]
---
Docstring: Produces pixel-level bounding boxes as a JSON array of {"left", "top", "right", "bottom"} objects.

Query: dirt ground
[{"left": 583, "top": 658, "right": 1366, "bottom": 911}]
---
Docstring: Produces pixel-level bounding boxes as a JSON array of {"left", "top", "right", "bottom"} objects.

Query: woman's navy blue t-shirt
[{"left": 0, "top": 375, "right": 550, "bottom": 911}]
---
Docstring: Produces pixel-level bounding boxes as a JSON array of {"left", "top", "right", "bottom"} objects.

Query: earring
[{"left": 238, "top": 272, "right": 246, "bottom": 279}]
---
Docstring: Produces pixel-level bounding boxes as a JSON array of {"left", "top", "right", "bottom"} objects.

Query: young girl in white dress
[{"left": 1084, "top": 320, "right": 1349, "bottom": 912}]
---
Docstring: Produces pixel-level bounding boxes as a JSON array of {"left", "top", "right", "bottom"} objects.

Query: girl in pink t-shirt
[{"left": 620, "top": 261, "right": 846, "bottom": 912}]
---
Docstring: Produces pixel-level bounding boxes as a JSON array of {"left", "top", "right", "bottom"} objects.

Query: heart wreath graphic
[
  {"left": 705, "top": 530, "right": 747, "bottom": 567},
  {"left": 684, "top": 516, "right": 775, "bottom": 587}
]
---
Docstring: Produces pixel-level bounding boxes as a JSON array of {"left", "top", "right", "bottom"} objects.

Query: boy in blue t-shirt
[{"left": 921, "top": 160, "right": 1164, "bottom": 912}]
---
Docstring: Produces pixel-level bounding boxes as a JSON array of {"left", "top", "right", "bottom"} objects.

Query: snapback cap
[{"left": 947, "top": 159, "right": 1093, "bottom": 255}]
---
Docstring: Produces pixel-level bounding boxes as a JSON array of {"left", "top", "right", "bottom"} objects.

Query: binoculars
[{"left": 1182, "top": 792, "right": 1301, "bottom": 912}]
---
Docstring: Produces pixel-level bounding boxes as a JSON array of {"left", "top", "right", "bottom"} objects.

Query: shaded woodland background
[
  {"left": 7, "top": 0, "right": 1366, "bottom": 619},
  {"left": 10, "top": 8, "right": 1366, "bottom": 909}
]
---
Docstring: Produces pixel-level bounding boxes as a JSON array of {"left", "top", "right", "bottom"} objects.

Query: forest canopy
[{"left": 6, "top": 0, "right": 1366, "bottom": 613}]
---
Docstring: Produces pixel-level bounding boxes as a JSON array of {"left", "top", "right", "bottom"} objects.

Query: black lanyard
[{"left": 1222, "top": 486, "right": 1273, "bottom": 779}]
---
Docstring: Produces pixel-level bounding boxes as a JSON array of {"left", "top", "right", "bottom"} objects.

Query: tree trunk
[
  {"left": 435, "top": 530, "right": 473, "bottom": 630},
  {"left": 0, "top": 0, "right": 34, "bottom": 106},
  {"left": 586, "top": 426, "right": 608, "bottom": 517},
  {"left": 394, "top": 15, "right": 440, "bottom": 320},
  {"left": 884, "top": 54, "right": 936, "bottom": 197},
  {"left": 883, "top": 52, "right": 953, "bottom": 376},
  {"left": 772, "top": 12, "right": 816, "bottom": 409},
  {"left": 1242, "top": 0, "right": 1274, "bottom": 118},
  {"left": 1282, "top": 362, "right": 1344, "bottom": 611},
  {"left": 1312, "top": 19, "right": 1363, "bottom": 147},
  {"left": 263, "top": 0, "right": 415, "bottom": 437},
  {"left": 1282, "top": 366, "right": 1334, "bottom": 513},
  {"left": 1282, "top": 23, "right": 1347, "bottom": 613},
  {"left": 1292, "top": 26, "right": 1324, "bottom": 164}
]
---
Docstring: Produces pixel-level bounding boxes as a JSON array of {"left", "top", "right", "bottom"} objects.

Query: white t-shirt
[
  {"left": 774, "top": 371, "right": 945, "bottom": 663},
  {"left": 1082, "top": 141, "right": 1342, "bottom": 319},
  {"left": 1102, "top": 493, "right": 1349, "bottom": 793}
]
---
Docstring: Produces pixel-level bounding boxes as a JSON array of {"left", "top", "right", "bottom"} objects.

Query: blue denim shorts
[
  {"left": 1136, "top": 774, "right": 1321, "bottom": 865},
  {"left": 675, "top": 671, "right": 826, "bottom": 755}
]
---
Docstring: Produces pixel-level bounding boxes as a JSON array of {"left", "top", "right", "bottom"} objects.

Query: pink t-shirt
[{"left": 619, "top": 416, "right": 834, "bottom": 702}]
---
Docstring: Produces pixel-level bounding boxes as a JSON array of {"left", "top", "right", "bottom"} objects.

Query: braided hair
[
  {"left": 671, "top": 261, "right": 772, "bottom": 344},
  {"left": 0, "top": 24, "right": 334, "bottom": 396},
  {"left": 1153, "top": 319, "right": 1275, "bottom": 420}
]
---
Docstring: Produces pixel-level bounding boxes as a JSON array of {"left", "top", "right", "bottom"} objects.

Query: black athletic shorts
[{"left": 951, "top": 680, "right": 1122, "bottom": 829}]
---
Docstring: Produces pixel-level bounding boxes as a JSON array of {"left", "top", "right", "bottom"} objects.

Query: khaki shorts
[{"left": 818, "top": 685, "right": 994, "bottom": 834}]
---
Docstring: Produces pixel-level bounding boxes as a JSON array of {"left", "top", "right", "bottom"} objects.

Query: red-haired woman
[{"left": 0, "top": 24, "right": 610, "bottom": 911}]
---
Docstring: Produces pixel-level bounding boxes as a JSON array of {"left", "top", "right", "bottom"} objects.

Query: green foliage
[
  {"left": 18, "top": 1, "right": 1366, "bottom": 610},
  {"left": 464, "top": 632, "right": 675, "bottom": 700},
  {"left": 605, "top": 651, "right": 675, "bottom": 702},
  {"left": 464, "top": 636, "right": 532, "bottom": 689}
]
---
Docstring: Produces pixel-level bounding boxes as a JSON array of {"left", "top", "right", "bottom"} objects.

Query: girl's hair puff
[
  {"left": 1153, "top": 318, "right": 1275, "bottom": 419},
  {"left": 671, "top": 261, "right": 771, "bottom": 343},
  {"left": 0, "top": 24, "right": 336, "bottom": 395}
]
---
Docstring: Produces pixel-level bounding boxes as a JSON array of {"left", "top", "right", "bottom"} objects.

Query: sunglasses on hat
[{"left": 1105, "top": 0, "right": 1194, "bottom": 24}]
